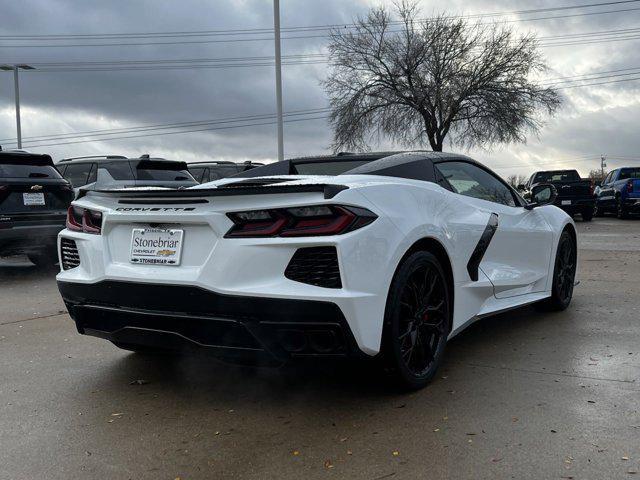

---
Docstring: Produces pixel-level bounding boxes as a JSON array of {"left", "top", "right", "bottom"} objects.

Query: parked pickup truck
[
  {"left": 0, "top": 150, "right": 74, "bottom": 266},
  {"left": 520, "top": 169, "right": 596, "bottom": 221},
  {"left": 595, "top": 167, "right": 640, "bottom": 218}
]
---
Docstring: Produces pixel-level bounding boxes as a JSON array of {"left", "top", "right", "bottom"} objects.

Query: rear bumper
[
  {"left": 622, "top": 197, "right": 640, "bottom": 211},
  {"left": 554, "top": 197, "right": 595, "bottom": 212},
  {"left": 57, "top": 280, "right": 363, "bottom": 364},
  {"left": 0, "top": 224, "right": 63, "bottom": 255}
]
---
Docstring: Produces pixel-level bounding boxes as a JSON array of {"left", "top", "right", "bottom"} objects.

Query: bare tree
[
  {"left": 587, "top": 168, "right": 607, "bottom": 183},
  {"left": 506, "top": 174, "right": 528, "bottom": 188},
  {"left": 324, "top": 1, "right": 562, "bottom": 152}
]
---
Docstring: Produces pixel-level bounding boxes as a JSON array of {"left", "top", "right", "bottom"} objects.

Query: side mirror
[{"left": 525, "top": 183, "right": 557, "bottom": 210}]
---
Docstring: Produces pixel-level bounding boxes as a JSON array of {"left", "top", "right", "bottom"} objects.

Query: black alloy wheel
[
  {"left": 540, "top": 230, "right": 576, "bottom": 311},
  {"left": 383, "top": 251, "right": 451, "bottom": 390}
]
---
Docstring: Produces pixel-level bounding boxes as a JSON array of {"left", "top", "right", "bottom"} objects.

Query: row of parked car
[
  {"left": 0, "top": 149, "right": 262, "bottom": 266},
  {"left": 56, "top": 154, "right": 263, "bottom": 194},
  {"left": 1, "top": 149, "right": 639, "bottom": 267},
  {"left": 518, "top": 167, "right": 640, "bottom": 221}
]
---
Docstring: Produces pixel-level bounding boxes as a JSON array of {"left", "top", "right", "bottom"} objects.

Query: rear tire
[
  {"left": 593, "top": 203, "right": 604, "bottom": 217},
  {"left": 581, "top": 208, "right": 593, "bottom": 222},
  {"left": 27, "top": 250, "right": 58, "bottom": 267},
  {"left": 381, "top": 251, "right": 452, "bottom": 390},
  {"left": 617, "top": 197, "right": 630, "bottom": 219},
  {"left": 538, "top": 230, "right": 576, "bottom": 311}
]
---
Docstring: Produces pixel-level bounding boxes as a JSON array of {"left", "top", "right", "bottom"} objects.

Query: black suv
[{"left": 0, "top": 150, "right": 73, "bottom": 266}]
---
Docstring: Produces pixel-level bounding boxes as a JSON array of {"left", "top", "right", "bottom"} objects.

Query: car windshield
[
  {"left": 132, "top": 160, "right": 195, "bottom": 182},
  {"left": 293, "top": 160, "right": 370, "bottom": 175},
  {"left": 619, "top": 168, "right": 640, "bottom": 180},
  {"left": 533, "top": 170, "right": 581, "bottom": 183}
]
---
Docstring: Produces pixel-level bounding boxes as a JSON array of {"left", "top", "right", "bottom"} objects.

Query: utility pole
[
  {"left": 0, "top": 64, "right": 35, "bottom": 149},
  {"left": 600, "top": 154, "right": 607, "bottom": 180},
  {"left": 273, "top": 0, "right": 284, "bottom": 161}
]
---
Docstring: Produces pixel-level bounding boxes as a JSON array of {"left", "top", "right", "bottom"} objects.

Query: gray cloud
[{"left": 0, "top": 0, "right": 639, "bottom": 178}]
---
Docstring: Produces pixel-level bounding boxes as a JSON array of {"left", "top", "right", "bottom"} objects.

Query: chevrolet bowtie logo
[{"left": 30, "top": 185, "right": 43, "bottom": 191}]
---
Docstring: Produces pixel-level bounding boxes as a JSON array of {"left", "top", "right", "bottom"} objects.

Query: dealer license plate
[
  {"left": 561, "top": 200, "right": 572, "bottom": 206},
  {"left": 23, "top": 193, "right": 45, "bottom": 206},
  {"left": 130, "top": 228, "right": 184, "bottom": 265}
]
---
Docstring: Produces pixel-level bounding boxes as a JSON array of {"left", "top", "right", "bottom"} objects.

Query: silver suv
[{"left": 57, "top": 155, "right": 197, "bottom": 195}]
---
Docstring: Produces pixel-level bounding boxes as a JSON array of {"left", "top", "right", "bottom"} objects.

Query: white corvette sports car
[{"left": 57, "top": 152, "right": 577, "bottom": 389}]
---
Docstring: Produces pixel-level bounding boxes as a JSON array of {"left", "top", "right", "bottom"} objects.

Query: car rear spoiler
[
  {"left": 77, "top": 182, "right": 349, "bottom": 200},
  {"left": 0, "top": 152, "right": 55, "bottom": 166}
]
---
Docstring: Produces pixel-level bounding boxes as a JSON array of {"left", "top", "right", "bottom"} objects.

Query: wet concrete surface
[{"left": 1, "top": 217, "right": 639, "bottom": 479}]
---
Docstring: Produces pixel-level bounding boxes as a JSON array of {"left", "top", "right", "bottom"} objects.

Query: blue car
[{"left": 595, "top": 167, "right": 640, "bottom": 218}]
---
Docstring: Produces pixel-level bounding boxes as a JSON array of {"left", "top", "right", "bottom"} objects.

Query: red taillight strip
[
  {"left": 82, "top": 210, "right": 101, "bottom": 234},
  {"left": 66, "top": 206, "right": 82, "bottom": 231},
  {"left": 66, "top": 206, "right": 102, "bottom": 234},
  {"left": 280, "top": 207, "right": 355, "bottom": 237},
  {"left": 225, "top": 205, "right": 376, "bottom": 238}
]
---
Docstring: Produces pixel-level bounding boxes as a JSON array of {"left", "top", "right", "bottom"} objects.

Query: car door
[
  {"left": 435, "top": 160, "right": 555, "bottom": 299},
  {"left": 597, "top": 170, "right": 617, "bottom": 211}
]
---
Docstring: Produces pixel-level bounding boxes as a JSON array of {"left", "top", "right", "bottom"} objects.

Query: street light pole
[
  {"left": 273, "top": 0, "right": 284, "bottom": 161},
  {"left": 0, "top": 64, "right": 35, "bottom": 150},
  {"left": 13, "top": 67, "right": 22, "bottom": 149}
]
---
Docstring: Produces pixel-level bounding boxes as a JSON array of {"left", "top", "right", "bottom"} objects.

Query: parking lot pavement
[{"left": 1, "top": 218, "right": 639, "bottom": 480}]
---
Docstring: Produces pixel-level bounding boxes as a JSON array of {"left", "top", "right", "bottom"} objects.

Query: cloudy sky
[{"left": 0, "top": 0, "right": 639, "bottom": 177}]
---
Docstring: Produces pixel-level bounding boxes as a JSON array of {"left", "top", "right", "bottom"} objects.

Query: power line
[
  {"left": 542, "top": 68, "right": 640, "bottom": 86},
  {"left": 0, "top": 108, "right": 330, "bottom": 144},
  {"left": 1, "top": 3, "right": 640, "bottom": 48},
  {"left": 1, "top": 0, "right": 637, "bottom": 41},
  {"left": 557, "top": 75, "right": 640, "bottom": 88},
  {"left": 3, "top": 70, "right": 639, "bottom": 146},
  {"left": 1, "top": 66, "right": 637, "bottom": 147},
  {"left": 20, "top": 115, "right": 329, "bottom": 149}
]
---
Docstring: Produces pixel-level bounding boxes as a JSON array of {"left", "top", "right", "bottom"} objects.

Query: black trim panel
[
  {"left": 467, "top": 213, "right": 499, "bottom": 281},
  {"left": 78, "top": 183, "right": 349, "bottom": 200},
  {"left": 57, "top": 280, "right": 361, "bottom": 363}
]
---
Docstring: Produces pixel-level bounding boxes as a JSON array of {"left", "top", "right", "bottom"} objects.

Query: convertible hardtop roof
[{"left": 234, "top": 150, "right": 474, "bottom": 181}]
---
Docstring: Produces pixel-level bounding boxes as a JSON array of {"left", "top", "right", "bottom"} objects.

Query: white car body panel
[{"left": 57, "top": 167, "right": 575, "bottom": 357}]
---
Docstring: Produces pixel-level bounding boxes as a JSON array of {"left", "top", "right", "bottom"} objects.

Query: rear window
[
  {"left": 104, "top": 162, "right": 135, "bottom": 180},
  {"left": 293, "top": 160, "right": 370, "bottom": 175},
  {"left": 619, "top": 168, "right": 640, "bottom": 180},
  {"left": 62, "top": 163, "right": 92, "bottom": 187},
  {"left": 533, "top": 170, "right": 581, "bottom": 183},
  {"left": 189, "top": 167, "right": 206, "bottom": 182},
  {"left": 133, "top": 160, "right": 194, "bottom": 181},
  {"left": 0, "top": 163, "right": 62, "bottom": 179},
  {"left": 209, "top": 165, "right": 241, "bottom": 180}
]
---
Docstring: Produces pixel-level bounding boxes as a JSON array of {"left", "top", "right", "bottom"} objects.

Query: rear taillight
[
  {"left": 589, "top": 181, "right": 595, "bottom": 196},
  {"left": 225, "top": 205, "right": 377, "bottom": 238},
  {"left": 626, "top": 180, "right": 634, "bottom": 194},
  {"left": 66, "top": 206, "right": 102, "bottom": 234}
]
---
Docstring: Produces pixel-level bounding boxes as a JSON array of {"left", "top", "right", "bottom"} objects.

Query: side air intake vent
[
  {"left": 60, "top": 238, "right": 80, "bottom": 270},
  {"left": 285, "top": 247, "right": 341, "bottom": 288}
]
